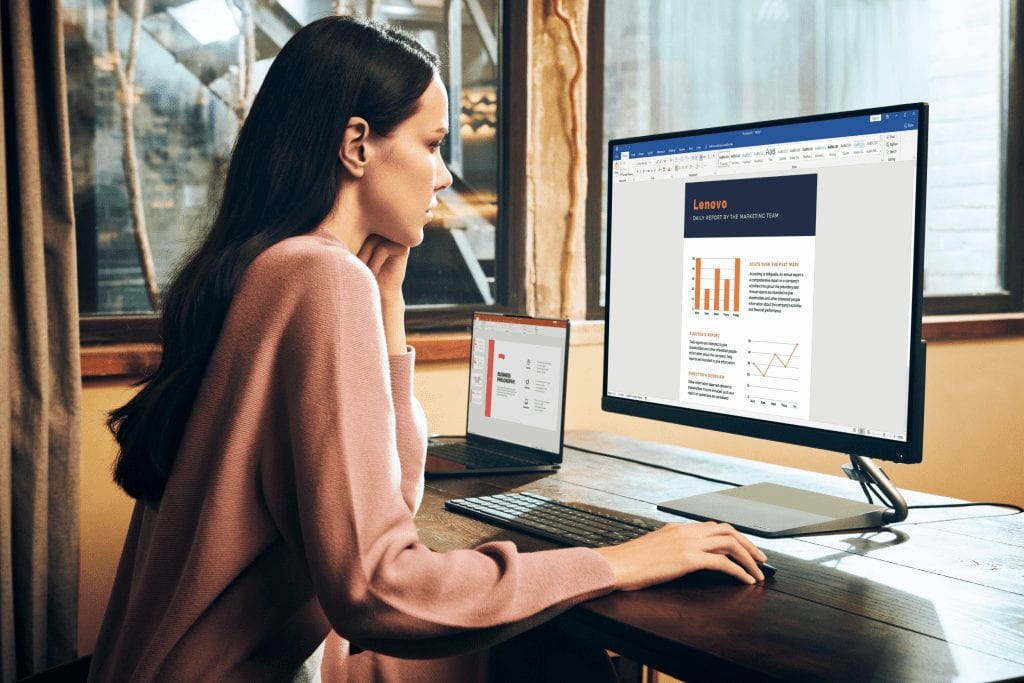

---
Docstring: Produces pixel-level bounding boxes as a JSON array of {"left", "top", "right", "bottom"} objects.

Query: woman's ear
[{"left": 339, "top": 116, "right": 371, "bottom": 178}]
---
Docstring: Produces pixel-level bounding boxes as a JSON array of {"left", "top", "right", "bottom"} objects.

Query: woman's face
[{"left": 362, "top": 75, "right": 453, "bottom": 247}]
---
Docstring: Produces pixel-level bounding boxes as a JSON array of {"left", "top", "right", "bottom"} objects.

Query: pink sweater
[{"left": 88, "top": 230, "right": 616, "bottom": 681}]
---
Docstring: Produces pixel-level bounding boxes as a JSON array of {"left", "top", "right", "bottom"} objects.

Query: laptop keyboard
[
  {"left": 445, "top": 492, "right": 665, "bottom": 547},
  {"left": 429, "top": 441, "right": 545, "bottom": 468}
]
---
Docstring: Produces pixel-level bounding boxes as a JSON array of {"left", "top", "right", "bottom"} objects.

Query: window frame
[
  {"left": 585, "top": 0, "right": 1024, "bottom": 326},
  {"left": 78, "top": 1, "right": 526, "bottom": 346},
  {"left": 585, "top": 0, "right": 605, "bottom": 322},
  {"left": 921, "top": 0, "right": 1023, "bottom": 317}
]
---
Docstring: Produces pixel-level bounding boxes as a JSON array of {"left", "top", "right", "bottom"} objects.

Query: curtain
[{"left": 0, "top": 0, "right": 80, "bottom": 679}]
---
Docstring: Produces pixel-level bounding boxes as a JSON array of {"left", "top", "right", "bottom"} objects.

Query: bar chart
[{"left": 693, "top": 257, "right": 741, "bottom": 313}]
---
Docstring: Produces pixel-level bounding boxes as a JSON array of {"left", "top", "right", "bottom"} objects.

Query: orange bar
[
  {"left": 724, "top": 280, "right": 731, "bottom": 311},
  {"left": 694, "top": 258, "right": 702, "bottom": 309},
  {"left": 704, "top": 290, "right": 710, "bottom": 309},
  {"left": 734, "top": 258, "right": 740, "bottom": 311},
  {"left": 713, "top": 269, "right": 721, "bottom": 310}
]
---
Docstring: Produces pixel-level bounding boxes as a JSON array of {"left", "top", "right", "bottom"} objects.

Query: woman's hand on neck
[
  {"left": 356, "top": 234, "right": 409, "bottom": 355},
  {"left": 322, "top": 179, "right": 409, "bottom": 355}
]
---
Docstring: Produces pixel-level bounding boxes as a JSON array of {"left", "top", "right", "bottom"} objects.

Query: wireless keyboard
[{"left": 444, "top": 491, "right": 665, "bottom": 547}]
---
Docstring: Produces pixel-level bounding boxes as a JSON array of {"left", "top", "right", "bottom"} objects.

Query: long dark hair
[{"left": 109, "top": 16, "right": 439, "bottom": 503}]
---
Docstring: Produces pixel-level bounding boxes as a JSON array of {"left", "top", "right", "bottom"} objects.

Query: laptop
[{"left": 425, "top": 312, "right": 570, "bottom": 477}]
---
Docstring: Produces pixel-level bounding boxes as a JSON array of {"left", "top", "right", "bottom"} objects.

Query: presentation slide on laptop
[
  {"left": 468, "top": 315, "right": 568, "bottom": 454},
  {"left": 482, "top": 340, "right": 563, "bottom": 430}
]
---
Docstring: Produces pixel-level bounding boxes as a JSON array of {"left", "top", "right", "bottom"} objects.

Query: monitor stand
[{"left": 657, "top": 455, "right": 909, "bottom": 538}]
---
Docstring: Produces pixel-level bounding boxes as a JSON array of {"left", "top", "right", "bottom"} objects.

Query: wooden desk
[{"left": 416, "top": 430, "right": 1024, "bottom": 683}]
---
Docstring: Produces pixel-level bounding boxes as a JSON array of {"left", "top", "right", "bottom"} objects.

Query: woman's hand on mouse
[{"left": 593, "top": 521, "right": 768, "bottom": 591}]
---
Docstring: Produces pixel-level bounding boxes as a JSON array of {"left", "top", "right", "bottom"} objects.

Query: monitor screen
[{"left": 603, "top": 103, "right": 927, "bottom": 464}]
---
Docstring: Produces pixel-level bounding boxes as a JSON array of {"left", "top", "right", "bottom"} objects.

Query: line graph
[
  {"left": 746, "top": 340, "right": 802, "bottom": 409},
  {"left": 750, "top": 342, "right": 799, "bottom": 377}
]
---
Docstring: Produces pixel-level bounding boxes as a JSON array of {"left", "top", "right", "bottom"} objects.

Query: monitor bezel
[{"left": 601, "top": 102, "right": 928, "bottom": 464}]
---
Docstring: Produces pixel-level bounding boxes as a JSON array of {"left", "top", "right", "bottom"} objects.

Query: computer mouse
[
  {"left": 678, "top": 559, "right": 777, "bottom": 587},
  {"left": 723, "top": 557, "right": 777, "bottom": 581}
]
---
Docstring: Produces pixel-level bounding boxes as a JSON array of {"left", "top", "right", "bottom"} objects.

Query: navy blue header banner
[{"left": 684, "top": 174, "right": 818, "bottom": 238}]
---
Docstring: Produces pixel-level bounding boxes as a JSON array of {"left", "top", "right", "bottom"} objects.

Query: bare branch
[
  {"left": 124, "top": 0, "right": 144, "bottom": 84},
  {"left": 230, "top": 0, "right": 256, "bottom": 121},
  {"left": 107, "top": 0, "right": 161, "bottom": 310}
]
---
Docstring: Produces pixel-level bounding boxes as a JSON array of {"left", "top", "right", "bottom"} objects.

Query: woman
[{"left": 89, "top": 15, "right": 767, "bottom": 682}]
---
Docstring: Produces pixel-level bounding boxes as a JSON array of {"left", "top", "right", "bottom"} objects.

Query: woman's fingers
[
  {"left": 700, "top": 534, "right": 764, "bottom": 583},
  {"left": 358, "top": 235, "right": 410, "bottom": 284},
  {"left": 699, "top": 521, "right": 768, "bottom": 563},
  {"left": 692, "top": 522, "right": 768, "bottom": 582},
  {"left": 359, "top": 235, "right": 393, "bottom": 275},
  {"left": 356, "top": 234, "right": 384, "bottom": 265},
  {"left": 366, "top": 245, "right": 393, "bottom": 276},
  {"left": 705, "top": 552, "right": 758, "bottom": 585}
]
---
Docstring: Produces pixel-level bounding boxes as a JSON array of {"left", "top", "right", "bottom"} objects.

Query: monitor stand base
[{"left": 657, "top": 455, "right": 908, "bottom": 538}]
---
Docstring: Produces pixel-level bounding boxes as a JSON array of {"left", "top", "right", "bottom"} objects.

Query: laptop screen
[{"left": 466, "top": 313, "right": 570, "bottom": 455}]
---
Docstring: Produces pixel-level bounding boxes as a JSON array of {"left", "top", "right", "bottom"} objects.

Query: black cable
[
  {"left": 850, "top": 459, "right": 876, "bottom": 504},
  {"left": 846, "top": 457, "right": 1023, "bottom": 515},
  {"left": 564, "top": 442, "right": 742, "bottom": 487},
  {"left": 859, "top": 479, "right": 875, "bottom": 505},
  {"left": 907, "top": 502, "right": 1023, "bottom": 514}
]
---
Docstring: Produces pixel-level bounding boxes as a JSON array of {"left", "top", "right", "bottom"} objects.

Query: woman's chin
[{"left": 405, "top": 226, "right": 426, "bottom": 248}]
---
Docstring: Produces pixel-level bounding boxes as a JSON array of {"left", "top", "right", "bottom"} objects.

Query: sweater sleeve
[
  {"left": 258, "top": 245, "right": 615, "bottom": 654},
  {"left": 389, "top": 350, "right": 428, "bottom": 515}
]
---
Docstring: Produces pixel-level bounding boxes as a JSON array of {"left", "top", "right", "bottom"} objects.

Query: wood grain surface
[{"left": 417, "top": 430, "right": 1024, "bottom": 683}]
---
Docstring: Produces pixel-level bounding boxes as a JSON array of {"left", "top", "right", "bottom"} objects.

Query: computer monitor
[{"left": 602, "top": 103, "right": 928, "bottom": 537}]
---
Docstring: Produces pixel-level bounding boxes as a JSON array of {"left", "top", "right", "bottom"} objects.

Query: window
[
  {"left": 592, "top": 0, "right": 1023, "bottom": 316},
  {"left": 63, "top": 0, "right": 507, "bottom": 341}
]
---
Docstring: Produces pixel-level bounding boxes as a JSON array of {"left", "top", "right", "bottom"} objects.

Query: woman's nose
[{"left": 436, "top": 159, "right": 454, "bottom": 191}]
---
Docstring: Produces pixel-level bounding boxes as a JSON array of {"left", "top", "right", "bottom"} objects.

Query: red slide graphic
[{"left": 485, "top": 339, "right": 495, "bottom": 417}]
